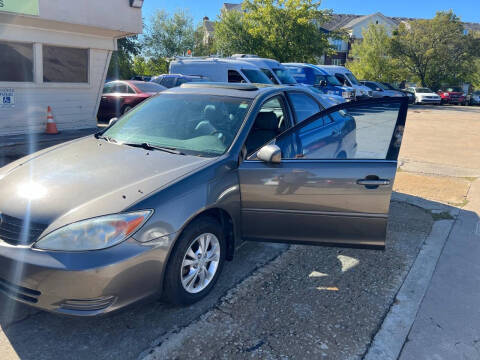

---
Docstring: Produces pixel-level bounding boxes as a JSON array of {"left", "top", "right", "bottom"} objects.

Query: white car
[{"left": 406, "top": 87, "right": 441, "bottom": 105}]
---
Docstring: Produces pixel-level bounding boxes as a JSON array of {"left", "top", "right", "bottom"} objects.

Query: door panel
[{"left": 238, "top": 97, "right": 408, "bottom": 249}]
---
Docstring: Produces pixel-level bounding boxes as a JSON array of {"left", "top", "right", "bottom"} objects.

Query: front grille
[
  {"left": 0, "top": 277, "right": 41, "bottom": 303},
  {"left": 0, "top": 214, "right": 46, "bottom": 245}
]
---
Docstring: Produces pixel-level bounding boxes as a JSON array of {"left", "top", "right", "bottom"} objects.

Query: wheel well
[{"left": 184, "top": 208, "right": 236, "bottom": 261}]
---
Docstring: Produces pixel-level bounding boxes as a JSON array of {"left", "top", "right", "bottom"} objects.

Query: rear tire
[
  {"left": 163, "top": 217, "right": 226, "bottom": 305},
  {"left": 122, "top": 105, "right": 133, "bottom": 115}
]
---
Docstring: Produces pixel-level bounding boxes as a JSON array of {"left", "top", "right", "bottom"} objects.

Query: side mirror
[
  {"left": 319, "top": 80, "right": 327, "bottom": 87},
  {"left": 257, "top": 144, "right": 281, "bottom": 164},
  {"left": 109, "top": 117, "right": 118, "bottom": 126}
]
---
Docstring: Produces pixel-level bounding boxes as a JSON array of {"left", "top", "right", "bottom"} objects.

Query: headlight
[{"left": 34, "top": 210, "right": 153, "bottom": 251}]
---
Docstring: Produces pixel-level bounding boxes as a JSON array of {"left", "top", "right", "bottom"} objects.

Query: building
[
  {"left": 0, "top": 0, "right": 143, "bottom": 137},
  {"left": 321, "top": 12, "right": 480, "bottom": 66}
]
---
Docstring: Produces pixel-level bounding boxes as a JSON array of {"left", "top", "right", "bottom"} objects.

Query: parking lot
[{"left": 0, "top": 105, "right": 479, "bottom": 359}]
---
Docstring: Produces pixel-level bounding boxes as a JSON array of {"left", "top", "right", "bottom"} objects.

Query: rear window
[
  {"left": 241, "top": 69, "right": 272, "bottom": 84},
  {"left": 134, "top": 82, "right": 166, "bottom": 93},
  {"left": 444, "top": 87, "right": 463, "bottom": 92}
]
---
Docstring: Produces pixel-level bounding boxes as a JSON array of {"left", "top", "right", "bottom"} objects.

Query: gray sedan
[
  {"left": 0, "top": 83, "right": 408, "bottom": 316},
  {"left": 361, "top": 81, "right": 407, "bottom": 99}
]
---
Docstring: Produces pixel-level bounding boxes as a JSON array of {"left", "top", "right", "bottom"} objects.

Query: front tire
[{"left": 163, "top": 217, "right": 226, "bottom": 305}]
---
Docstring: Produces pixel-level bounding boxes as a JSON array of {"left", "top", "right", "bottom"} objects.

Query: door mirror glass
[{"left": 257, "top": 144, "right": 281, "bottom": 164}]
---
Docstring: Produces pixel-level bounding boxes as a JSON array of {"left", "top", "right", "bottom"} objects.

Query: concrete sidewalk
[{"left": 399, "top": 179, "right": 480, "bottom": 360}]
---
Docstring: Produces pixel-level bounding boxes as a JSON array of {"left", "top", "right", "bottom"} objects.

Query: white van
[
  {"left": 169, "top": 58, "right": 273, "bottom": 84},
  {"left": 316, "top": 65, "right": 373, "bottom": 99},
  {"left": 230, "top": 55, "right": 297, "bottom": 85}
]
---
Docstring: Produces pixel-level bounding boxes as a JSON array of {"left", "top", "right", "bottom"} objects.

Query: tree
[
  {"left": 215, "top": 8, "right": 259, "bottom": 56},
  {"left": 143, "top": 10, "right": 195, "bottom": 58},
  {"left": 107, "top": 36, "right": 141, "bottom": 80},
  {"left": 346, "top": 24, "right": 407, "bottom": 83},
  {"left": 131, "top": 56, "right": 169, "bottom": 76},
  {"left": 215, "top": 0, "right": 333, "bottom": 62},
  {"left": 390, "top": 11, "right": 480, "bottom": 88}
]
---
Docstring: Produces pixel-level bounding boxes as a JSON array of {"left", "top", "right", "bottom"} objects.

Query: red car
[
  {"left": 437, "top": 86, "right": 467, "bottom": 105},
  {"left": 97, "top": 80, "right": 166, "bottom": 122}
]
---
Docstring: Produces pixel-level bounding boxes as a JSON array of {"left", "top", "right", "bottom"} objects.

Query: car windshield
[
  {"left": 241, "top": 69, "right": 272, "bottom": 84},
  {"left": 381, "top": 83, "right": 399, "bottom": 91},
  {"left": 102, "top": 94, "right": 252, "bottom": 157},
  {"left": 315, "top": 74, "right": 342, "bottom": 86},
  {"left": 134, "top": 82, "right": 166, "bottom": 93},
  {"left": 345, "top": 73, "right": 360, "bottom": 85},
  {"left": 272, "top": 68, "right": 297, "bottom": 84},
  {"left": 444, "top": 87, "right": 463, "bottom": 92},
  {"left": 416, "top": 88, "right": 433, "bottom": 93}
]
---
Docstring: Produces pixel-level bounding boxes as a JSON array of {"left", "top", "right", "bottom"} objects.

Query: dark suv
[
  {"left": 437, "top": 86, "right": 467, "bottom": 105},
  {"left": 151, "top": 74, "right": 208, "bottom": 88}
]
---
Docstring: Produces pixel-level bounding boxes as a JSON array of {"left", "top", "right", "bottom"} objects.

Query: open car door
[{"left": 238, "top": 97, "right": 408, "bottom": 249}]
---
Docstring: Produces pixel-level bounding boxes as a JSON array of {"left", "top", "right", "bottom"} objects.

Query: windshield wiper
[
  {"left": 123, "top": 142, "right": 185, "bottom": 155},
  {"left": 94, "top": 134, "right": 118, "bottom": 143}
]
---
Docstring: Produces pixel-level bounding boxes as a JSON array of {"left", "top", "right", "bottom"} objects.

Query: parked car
[
  {"left": 406, "top": 87, "right": 441, "bottom": 105},
  {"left": 0, "top": 82, "right": 407, "bottom": 316},
  {"left": 151, "top": 74, "right": 208, "bottom": 88},
  {"left": 169, "top": 58, "right": 273, "bottom": 84},
  {"left": 131, "top": 75, "right": 152, "bottom": 82},
  {"left": 231, "top": 55, "right": 298, "bottom": 85},
  {"left": 381, "top": 82, "right": 415, "bottom": 104},
  {"left": 437, "top": 86, "right": 467, "bottom": 105},
  {"left": 97, "top": 80, "right": 166, "bottom": 122},
  {"left": 316, "top": 65, "right": 373, "bottom": 99},
  {"left": 283, "top": 63, "right": 355, "bottom": 101},
  {"left": 360, "top": 81, "right": 406, "bottom": 98},
  {"left": 470, "top": 90, "right": 480, "bottom": 105}
]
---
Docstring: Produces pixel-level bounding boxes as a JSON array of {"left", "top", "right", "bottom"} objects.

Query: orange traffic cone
[{"left": 46, "top": 106, "right": 59, "bottom": 134}]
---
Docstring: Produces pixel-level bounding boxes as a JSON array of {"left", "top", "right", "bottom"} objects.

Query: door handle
[{"left": 356, "top": 179, "right": 390, "bottom": 186}]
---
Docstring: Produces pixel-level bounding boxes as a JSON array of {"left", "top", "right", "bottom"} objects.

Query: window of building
[
  {"left": 0, "top": 41, "right": 34, "bottom": 82},
  {"left": 43, "top": 45, "right": 88, "bottom": 83},
  {"left": 331, "top": 59, "right": 343, "bottom": 66}
]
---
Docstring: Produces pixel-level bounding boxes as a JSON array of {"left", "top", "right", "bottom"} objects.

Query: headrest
[{"left": 255, "top": 112, "right": 278, "bottom": 131}]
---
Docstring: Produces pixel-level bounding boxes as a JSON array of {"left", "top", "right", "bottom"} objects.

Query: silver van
[
  {"left": 169, "top": 58, "right": 273, "bottom": 85},
  {"left": 231, "top": 55, "right": 297, "bottom": 85}
]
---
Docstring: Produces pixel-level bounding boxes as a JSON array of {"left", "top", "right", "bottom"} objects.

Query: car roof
[
  {"left": 171, "top": 57, "right": 262, "bottom": 70},
  {"left": 163, "top": 82, "right": 293, "bottom": 99},
  {"left": 231, "top": 56, "right": 282, "bottom": 68},
  {"left": 283, "top": 63, "right": 330, "bottom": 75}
]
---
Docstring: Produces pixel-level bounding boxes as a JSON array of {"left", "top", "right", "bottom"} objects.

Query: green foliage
[
  {"left": 390, "top": 11, "right": 480, "bottom": 88},
  {"left": 131, "top": 56, "right": 169, "bottom": 76},
  {"left": 215, "top": 8, "right": 259, "bottom": 56},
  {"left": 346, "top": 24, "right": 407, "bottom": 83},
  {"left": 107, "top": 37, "right": 141, "bottom": 80},
  {"left": 215, "top": 0, "right": 332, "bottom": 62},
  {"left": 143, "top": 10, "right": 195, "bottom": 58}
]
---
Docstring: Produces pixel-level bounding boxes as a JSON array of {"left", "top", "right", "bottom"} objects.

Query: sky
[{"left": 141, "top": 0, "right": 480, "bottom": 25}]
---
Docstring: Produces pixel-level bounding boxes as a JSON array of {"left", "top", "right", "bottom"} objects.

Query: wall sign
[
  {"left": 0, "top": 0, "right": 39, "bottom": 16},
  {"left": 0, "top": 88, "right": 15, "bottom": 108}
]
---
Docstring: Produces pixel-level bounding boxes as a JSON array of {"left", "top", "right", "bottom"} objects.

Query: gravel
[{"left": 142, "top": 201, "right": 434, "bottom": 360}]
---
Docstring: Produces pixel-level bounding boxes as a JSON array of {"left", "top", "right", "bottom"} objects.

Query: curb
[{"left": 364, "top": 218, "right": 456, "bottom": 360}]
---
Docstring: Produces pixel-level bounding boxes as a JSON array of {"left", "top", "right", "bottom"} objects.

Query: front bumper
[
  {"left": 417, "top": 98, "right": 441, "bottom": 104},
  {"left": 0, "top": 238, "right": 168, "bottom": 316}
]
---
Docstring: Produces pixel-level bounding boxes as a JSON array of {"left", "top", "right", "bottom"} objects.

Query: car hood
[
  {"left": 0, "top": 137, "right": 214, "bottom": 234},
  {"left": 418, "top": 92, "right": 439, "bottom": 97}
]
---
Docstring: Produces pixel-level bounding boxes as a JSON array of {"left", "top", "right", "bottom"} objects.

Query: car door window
[
  {"left": 274, "top": 101, "right": 405, "bottom": 160},
  {"left": 113, "top": 83, "right": 128, "bottom": 94},
  {"left": 287, "top": 93, "right": 321, "bottom": 123},
  {"left": 127, "top": 86, "right": 136, "bottom": 94},
  {"left": 228, "top": 70, "right": 245, "bottom": 83},
  {"left": 245, "top": 96, "right": 289, "bottom": 155},
  {"left": 103, "top": 83, "right": 114, "bottom": 94}
]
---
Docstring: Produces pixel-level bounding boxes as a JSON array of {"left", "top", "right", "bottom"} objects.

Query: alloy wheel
[{"left": 181, "top": 233, "right": 220, "bottom": 294}]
